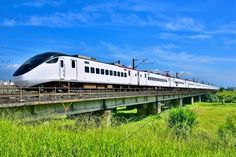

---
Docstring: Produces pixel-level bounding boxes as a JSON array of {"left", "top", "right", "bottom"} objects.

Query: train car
[{"left": 12, "top": 52, "right": 218, "bottom": 90}]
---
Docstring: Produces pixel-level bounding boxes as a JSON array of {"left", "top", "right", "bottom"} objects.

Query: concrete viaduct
[{"left": 0, "top": 88, "right": 209, "bottom": 125}]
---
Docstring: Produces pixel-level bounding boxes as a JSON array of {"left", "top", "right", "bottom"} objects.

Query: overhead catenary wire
[
  {"left": 112, "top": 115, "right": 159, "bottom": 147},
  {"left": 0, "top": 45, "right": 34, "bottom": 53}
]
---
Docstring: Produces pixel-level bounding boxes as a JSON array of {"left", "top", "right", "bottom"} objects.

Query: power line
[
  {"left": 112, "top": 115, "right": 158, "bottom": 146},
  {"left": 0, "top": 45, "right": 34, "bottom": 53}
]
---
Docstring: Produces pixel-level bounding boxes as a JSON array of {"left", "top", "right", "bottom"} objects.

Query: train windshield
[{"left": 13, "top": 52, "right": 65, "bottom": 76}]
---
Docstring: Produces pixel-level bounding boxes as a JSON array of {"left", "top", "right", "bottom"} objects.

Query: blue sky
[{"left": 0, "top": 0, "right": 235, "bottom": 87}]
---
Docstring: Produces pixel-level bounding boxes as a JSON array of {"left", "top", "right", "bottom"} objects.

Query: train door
[
  {"left": 70, "top": 60, "right": 77, "bottom": 80},
  {"left": 59, "top": 58, "right": 65, "bottom": 80},
  {"left": 144, "top": 73, "right": 147, "bottom": 85},
  {"left": 128, "top": 70, "right": 132, "bottom": 84},
  {"left": 168, "top": 77, "right": 171, "bottom": 87},
  {"left": 137, "top": 71, "right": 140, "bottom": 85}
]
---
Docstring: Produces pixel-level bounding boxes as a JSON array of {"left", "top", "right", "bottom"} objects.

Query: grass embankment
[{"left": 0, "top": 103, "right": 236, "bottom": 156}]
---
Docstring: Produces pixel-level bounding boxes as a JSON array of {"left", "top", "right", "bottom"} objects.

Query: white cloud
[
  {"left": 99, "top": 42, "right": 236, "bottom": 67},
  {"left": 1, "top": 19, "right": 16, "bottom": 26},
  {"left": 23, "top": 12, "right": 99, "bottom": 27},
  {"left": 224, "top": 38, "right": 236, "bottom": 46},
  {"left": 157, "top": 32, "right": 212, "bottom": 40},
  {"left": 151, "top": 45, "right": 236, "bottom": 64},
  {"left": 160, "top": 17, "right": 204, "bottom": 32},
  {"left": 188, "top": 34, "right": 212, "bottom": 39},
  {"left": 100, "top": 41, "right": 142, "bottom": 61},
  {"left": 21, "top": 0, "right": 62, "bottom": 7},
  {"left": 0, "top": 63, "right": 20, "bottom": 70},
  {"left": 209, "top": 21, "right": 236, "bottom": 35}
]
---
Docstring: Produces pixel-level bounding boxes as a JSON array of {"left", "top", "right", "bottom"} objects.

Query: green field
[
  {"left": 0, "top": 102, "right": 236, "bottom": 157},
  {"left": 217, "top": 90, "right": 236, "bottom": 97}
]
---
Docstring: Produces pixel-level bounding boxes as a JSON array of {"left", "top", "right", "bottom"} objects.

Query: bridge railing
[{"left": 0, "top": 86, "right": 207, "bottom": 105}]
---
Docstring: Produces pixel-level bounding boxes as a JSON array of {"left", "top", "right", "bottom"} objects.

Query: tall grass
[{"left": 0, "top": 103, "right": 236, "bottom": 156}]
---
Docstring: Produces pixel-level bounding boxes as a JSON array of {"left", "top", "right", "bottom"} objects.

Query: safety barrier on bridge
[{"left": 0, "top": 86, "right": 209, "bottom": 107}]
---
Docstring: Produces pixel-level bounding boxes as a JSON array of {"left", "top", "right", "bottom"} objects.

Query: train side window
[
  {"left": 60, "top": 60, "right": 64, "bottom": 67},
  {"left": 121, "top": 72, "right": 124, "bottom": 77},
  {"left": 85, "top": 66, "right": 89, "bottom": 73},
  {"left": 145, "top": 74, "right": 146, "bottom": 78},
  {"left": 114, "top": 71, "right": 117, "bottom": 76},
  {"left": 110, "top": 70, "right": 113, "bottom": 76},
  {"left": 128, "top": 71, "right": 130, "bottom": 76},
  {"left": 105, "top": 69, "right": 109, "bottom": 75},
  {"left": 46, "top": 57, "right": 58, "bottom": 64},
  {"left": 71, "top": 60, "right": 75, "bottom": 68},
  {"left": 101, "top": 69, "right": 104, "bottom": 75},
  {"left": 91, "top": 67, "right": 95, "bottom": 73},
  {"left": 84, "top": 61, "right": 89, "bottom": 64},
  {"left": 96, "top": 68, "right": 100, "bottom": 74},
  {"left": 124, "top": 73, "right": 127, "bottom": 77},
  {"left": 118, "top": 72, "right": 120, "bottom": 77}
]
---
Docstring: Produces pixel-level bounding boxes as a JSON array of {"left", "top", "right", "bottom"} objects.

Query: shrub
[
  {"left": 225, "top": 96, "right": 235, "bottom": 103},
  {"left": 205, "top": 93, "right": 219, "bottom": 102},
  {"left": 217, "top": 114, "right": 236, "bottom": 146},
  {"left": 167, "top": 108, "right": 197, "bottom": 138},
  {"left": 219, "top": 87, "right": 224, "bottom": 92}
]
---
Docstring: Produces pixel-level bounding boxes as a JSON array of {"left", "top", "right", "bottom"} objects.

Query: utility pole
[
  {"left": 132, "top": 58, "right": 138, "bottom": 69},
  {"left": 165, "top": 71, "right": 170, "bottom": 77},
  {"left": 176, "top": 72, "right": 179, "bottom": 78}
]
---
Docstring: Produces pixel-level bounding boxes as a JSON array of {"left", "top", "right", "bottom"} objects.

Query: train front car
[{"left": 12, "top": 52, "right": 65, "bottom": 87}]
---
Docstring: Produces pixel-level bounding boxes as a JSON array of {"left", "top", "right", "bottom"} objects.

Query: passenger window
[
  {"left": 145, "top": 74, "right": 146, "bottom": 78},
  {"left": 121, "top": 72, "right": 124, "bottom": 77},
  {"left": 96, "top": 68, "right": 100, "bottom": 74},
  {"left": 46, "top": 58, "right": 58, "bottom": 64},
  {"left": 114, "top": 71, "right": 117, "bottom": 76},
  {"left": 118, "top": 72, "right": 120, "bottom": 77},
  {"left": 91, "top": 67, "right": 95, "bottom": 73},
  {"left": 110, "top": 70, "right": 113, "bottom": 76},
  {"left": 105, "top": 70, "right": 109, "bottom": 75},
  {"left": 60, "top": 60, "right": 63, "bottom": 67},
  {"left": 101, "top": 69, "right": 104, "bottom": 75},
  {"left": 128, "top": 71, "right": 130, "bottom": 76},
  {"left": 71, "top": 60, "right": 75, "bottom": 68},
  {"left": 84, "top": 61, "right": 89, "bottom": 64},
  {"left": 85, "top": 66, "right": 89, "bottom": 73},
  {"left": 124, "top": 73, "right": 127, "bottom": 77}
]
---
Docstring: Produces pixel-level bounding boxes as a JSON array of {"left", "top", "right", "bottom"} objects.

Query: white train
[{"left": 12, "top": 52, "right": 218, "bottom": 90}]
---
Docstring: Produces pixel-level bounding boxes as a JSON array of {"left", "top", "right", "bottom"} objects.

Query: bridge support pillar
[
  {"left": 137, "top": 104, "right": 148, "bottom": 115},
  {"left": 147, "top": 103, "right": 156, "bottom": 114},
  {"left": 101, "top": 110, "right": 111, "bottom": 127},
  {"left": 191, "top": 97, "right": 194, "bottom": 104},
  {"left": 179, "top": 98, "right": 183, "bottom": 107},
  {"left": 138, "top": 103, "right": 161, "bottom": 115},
  {"left": 157, "top": 102, "right": 162, "bottom": 114},
  {"left": 199, "top": 95, "right": 201, "bottom": 102}
]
